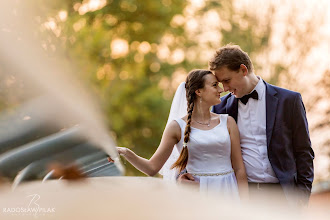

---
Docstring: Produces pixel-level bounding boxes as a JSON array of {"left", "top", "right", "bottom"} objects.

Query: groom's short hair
[{"left": 208, "top": 44, "right": 254, "bottom": 73}]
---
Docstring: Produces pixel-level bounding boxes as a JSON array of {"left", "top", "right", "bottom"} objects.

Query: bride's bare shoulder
[
  {"left": 166, "top": 120, "right": 182, "bottom": 140},
  {"left": 210, "top": 112, "right": 220, "bottom": 117},
  {"left": 181, "top": 115, "right": 188, "bottom": 122},
  {"left": 211, "top": 112, "right": 222, "bottom": 120},
  {"left": 167, "top": 119, "right": 183, "bottom": 130}
]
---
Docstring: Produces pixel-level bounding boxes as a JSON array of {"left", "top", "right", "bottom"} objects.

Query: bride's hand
[
  {"left": 117, "top": 147, "right": 128, "bottom": 157},
  {"left": 107, "top": 147, "right": 128, "bottom": 163},
  {"left": 178, "top": 173, "right": 199, "bottom": 187}
]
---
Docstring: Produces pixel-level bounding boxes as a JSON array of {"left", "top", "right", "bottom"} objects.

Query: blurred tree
[
  {"left": 17, "top": 0, "right": 273, "bottom": 176},
  {"left": 31, "top": 0, "right": 188, "bottom": 176}
]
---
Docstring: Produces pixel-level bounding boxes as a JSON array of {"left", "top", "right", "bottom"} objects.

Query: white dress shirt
[{"left": 237, "top": 77, "right": 279, "bottom": 183}]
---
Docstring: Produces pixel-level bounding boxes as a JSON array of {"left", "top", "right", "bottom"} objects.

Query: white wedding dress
[{"left": 174, "top": 114, "right": 240, "bottom": 200}]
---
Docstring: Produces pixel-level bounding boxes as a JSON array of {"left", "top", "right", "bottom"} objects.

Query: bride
[{"left": 110, "top": 69, "right": 248, "bottom": 200}]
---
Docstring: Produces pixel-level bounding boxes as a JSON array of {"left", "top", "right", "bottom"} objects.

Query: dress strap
[
  {"left": 219, "top": 114, "right": 228, "bottom": 127},
  {"left": 174, "top": 118, "right": 186, "bottom": 130}
]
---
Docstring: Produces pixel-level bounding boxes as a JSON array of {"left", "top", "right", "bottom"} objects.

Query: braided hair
[{"left": 171, "top": 69, "right": 213, "bottom": 172}]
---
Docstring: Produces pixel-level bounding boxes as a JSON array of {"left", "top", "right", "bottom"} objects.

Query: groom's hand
[{"left": 177, "top": 173, "right": 195, "bottom": 183}]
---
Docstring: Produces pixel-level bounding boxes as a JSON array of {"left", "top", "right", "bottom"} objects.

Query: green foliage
[
  {"left": 20, "top": 0, "right": 272, "bottom": 176},
  {"left": 52, "top": 0, "right": 187, "bottom": 176}
]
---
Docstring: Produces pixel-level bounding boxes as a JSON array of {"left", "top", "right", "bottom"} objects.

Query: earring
[{"left": 200, "top": 97, "right": 202, "bottom": 104}]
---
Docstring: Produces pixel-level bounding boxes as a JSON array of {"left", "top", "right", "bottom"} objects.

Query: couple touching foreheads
[{"left": 110, "top": 44, "right": 314, "bottom": 206}]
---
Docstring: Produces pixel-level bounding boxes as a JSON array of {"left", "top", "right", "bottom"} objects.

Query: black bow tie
[{"left": 239, "top": 90, "right": 258, "bottom": 105}]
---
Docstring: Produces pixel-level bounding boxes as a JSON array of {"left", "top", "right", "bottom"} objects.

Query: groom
[{"left": 179, "top": 44, "right": 314, "bottom": 205}]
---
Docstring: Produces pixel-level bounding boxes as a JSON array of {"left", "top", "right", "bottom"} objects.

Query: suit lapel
[
  {"left": 265, "top": 81, "right": 278, "bottom": 148},
  {"left": 226, "top": 95, "right": 238, "bottom": 122}
]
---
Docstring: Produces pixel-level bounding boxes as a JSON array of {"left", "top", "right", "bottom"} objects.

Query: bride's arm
[
  {"left": 117, "top": 120, "right": 181, "bottom": 176},
  {"left": 227, "top": 116, "right": 249, "bottom": 200}
]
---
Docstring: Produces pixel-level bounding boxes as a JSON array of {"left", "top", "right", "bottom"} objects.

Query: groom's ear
[{"left": 240, "top": 64, "right": 248, "bottom": 76}]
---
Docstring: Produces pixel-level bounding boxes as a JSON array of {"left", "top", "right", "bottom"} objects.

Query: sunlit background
[{"left": 0, "top": 0, "right": 329, "bottom": 183}]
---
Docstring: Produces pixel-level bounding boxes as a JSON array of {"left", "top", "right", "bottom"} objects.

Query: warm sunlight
[{"left": 111, "top": 38, "right": 129, "bottom": 59}]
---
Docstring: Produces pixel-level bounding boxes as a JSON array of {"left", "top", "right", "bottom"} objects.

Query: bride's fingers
[
  {"left": 116, "top": 147, "right": 127, "bottom": 156},
  {"left": 178, "top": 173, "right": 195, "bottom": 182},
  {"left": 105, "top": 147, "right": 127, "bottom": 163},
  {"left": 184, "top": 173, "right": 195, "bottom": 181}
]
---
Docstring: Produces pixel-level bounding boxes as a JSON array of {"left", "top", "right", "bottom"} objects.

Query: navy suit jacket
[{"left": 213, "top": 80, "right": 314, "bottom": 199}]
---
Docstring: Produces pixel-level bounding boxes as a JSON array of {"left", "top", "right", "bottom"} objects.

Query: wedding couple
[{"left": 111, "top": 44, "right": 314, "bottom": 205}]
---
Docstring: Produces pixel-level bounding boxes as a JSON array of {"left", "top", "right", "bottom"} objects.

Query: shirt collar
[{"left": 250, "top": 76, "right": 265, "bottom": 100}]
